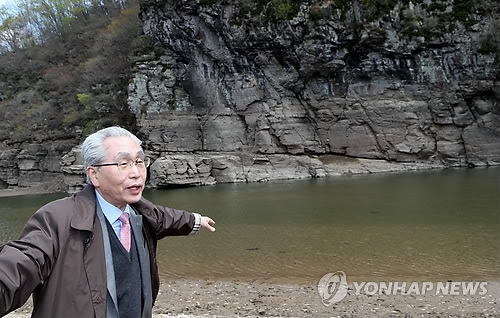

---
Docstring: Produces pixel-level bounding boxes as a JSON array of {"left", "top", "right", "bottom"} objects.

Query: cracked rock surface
[{"left": 122, "top": 0, "right": 500, "bottom": 187}]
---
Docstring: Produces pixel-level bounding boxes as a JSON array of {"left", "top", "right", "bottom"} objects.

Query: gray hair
[{"left": 81, "top": 126, "right": 143, "bottom": 183}]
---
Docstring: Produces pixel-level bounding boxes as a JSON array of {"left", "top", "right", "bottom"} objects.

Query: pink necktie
[{"left": 119, "top": 212, "right": 131, "bottom": 252}]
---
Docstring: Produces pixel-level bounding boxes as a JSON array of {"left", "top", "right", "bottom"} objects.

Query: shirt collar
[{"left": 95, "top": 190, "right": 130, "bottom": 224}]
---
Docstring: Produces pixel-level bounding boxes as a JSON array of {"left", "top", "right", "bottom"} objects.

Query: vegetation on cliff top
[{"left": 0, "top": 0, "right": 151, "bottom": 143}]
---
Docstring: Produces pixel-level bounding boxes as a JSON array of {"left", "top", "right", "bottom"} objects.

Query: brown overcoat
[{"left": 0, "top": 185, "right": 196, "bottom": 317}]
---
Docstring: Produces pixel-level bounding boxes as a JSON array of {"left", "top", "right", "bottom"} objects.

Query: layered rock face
[
  {"left": 0, "top": 141, "right": 73, "bottom": 192},
  {"left": 127, "top": 0, "right": 499, "bottom": 187}
]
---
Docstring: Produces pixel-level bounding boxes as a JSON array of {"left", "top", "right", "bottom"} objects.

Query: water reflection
[
  {"left": 148, "top": 168, "right": 500, "bottom": 283},
  {"left": 0, "top": 193, "right": 66, "bottom": 243},
  {"left": 0, "top": 168, "right": 499, "bottom": 284}
]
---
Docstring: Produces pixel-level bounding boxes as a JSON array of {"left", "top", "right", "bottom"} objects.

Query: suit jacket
[{"left": 0, "top": 185, "right": 196, "bottom": 318}]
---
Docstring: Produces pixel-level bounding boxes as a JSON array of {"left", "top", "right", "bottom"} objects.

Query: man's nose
[{"left": 128, "top": 164, "right": 142, "bottom": 178}]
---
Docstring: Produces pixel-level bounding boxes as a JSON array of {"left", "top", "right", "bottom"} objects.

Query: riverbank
[
  {"left": 1, "top": 155, "right": 449, "bottom": 197},
  {"left": 6, "top": 279, "right": 499, "bottom": 317},
  {"left": 0, "top": 187, "right": 56, "bottom": 198},
  {"left": 0, "top": 179, "right": 66, "bottom": 198}
]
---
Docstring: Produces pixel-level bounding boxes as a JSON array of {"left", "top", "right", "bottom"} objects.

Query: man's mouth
[{"left": 128, "top": 185, "right": 142, "bottom": 191}]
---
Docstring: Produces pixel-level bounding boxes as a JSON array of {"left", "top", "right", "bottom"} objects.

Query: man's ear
[{"left": 87, "top": 167, "right": 100, "bottom": 188}]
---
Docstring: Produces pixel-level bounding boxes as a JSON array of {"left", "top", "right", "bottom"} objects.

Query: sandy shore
[
  {"left": 0, "top": 185, "right": 64, "bottom": 198},
  {"left": 6, "top": 279, "right": 499, "bottom": 317}
]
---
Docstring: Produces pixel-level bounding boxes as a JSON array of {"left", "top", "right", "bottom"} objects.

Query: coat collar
[
  {"left": 70, "top": 184, "right": 156, "bottom": 232},
  {"left": 70, "top": 184, "right": 98, "bottom": 232}
]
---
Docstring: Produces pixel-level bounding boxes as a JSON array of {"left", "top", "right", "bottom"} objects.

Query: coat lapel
[
  {"left": 95, "top": 202, "right": 120, "bottom": 318},
  {"left": 71, "top": 185, "right": 109, "bottom": 318},
  {"left": 130, "top": 208, "right": 153, "bottom": 318}
]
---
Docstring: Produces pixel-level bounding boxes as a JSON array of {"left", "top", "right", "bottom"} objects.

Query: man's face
[{"left": 88, "top": 136, "right": 146, "bottom": 210}]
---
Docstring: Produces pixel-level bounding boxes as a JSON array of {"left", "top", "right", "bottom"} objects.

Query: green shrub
[
  {"left": 233, "top": 0, "right": 300, "bottom": 23},
  {"left": 464, "top": 18, "right": 478, "bottom": 27},
  {"left": 478, "top": 19, "right": 500, "bottom": 56},
  {"left": 363, "top": 0, "right": 399, "bottom": 20},
  {"left": 200, "top": 0, "right": 220, "bottom": 4},
  {"left": 427, "top": 2, "right": 447, "bottom": 12},
  {"left": 309, "top": 9, "right": 322, "bottom": 21},
  {"left": 271, "top": 0, "right": 300, "bottom": 21},
  {"left": 333, "top": 0, "right": 349, "bottom": 10},
  {"left": 452, "top": 0, "right": 478, "bottom": 24},
  {"left": 77, "top": 93, "right": 89, "bottom": 105},
  {"left": 478, "top": 46, "right": 496, "bottom": 54},
  {"left": 132, "top": 34, "right": 155, "bottom": 54}
]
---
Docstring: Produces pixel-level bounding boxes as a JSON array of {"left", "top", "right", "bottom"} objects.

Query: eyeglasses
[{"left": 93, "top": 158, "right": 150, "bottom": 171}]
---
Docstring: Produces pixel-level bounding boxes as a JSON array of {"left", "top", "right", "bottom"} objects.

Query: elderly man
[{"left": 0, "top": 126, "right": 216, "bottom": 318}]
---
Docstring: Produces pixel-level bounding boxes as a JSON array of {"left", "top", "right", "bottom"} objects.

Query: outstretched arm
[{"left": 133, "top": 197, "right": 215, "bottom": 238}]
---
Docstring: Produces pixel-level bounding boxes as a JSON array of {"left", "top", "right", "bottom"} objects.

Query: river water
[{"left": 1, "top": 168, "right": 499, "bottom": 284}]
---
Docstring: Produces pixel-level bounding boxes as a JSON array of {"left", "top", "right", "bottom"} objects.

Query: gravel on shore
[{"left": 6, "top": 279, "right": 499, "bottom": 317}]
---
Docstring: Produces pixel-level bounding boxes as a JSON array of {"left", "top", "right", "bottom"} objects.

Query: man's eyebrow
[
  {"left": 113, "top": 151, "right": 145, "bottom": 160},
  {"left": 136, "top": 151, "right": 145, "bottom": 159}
]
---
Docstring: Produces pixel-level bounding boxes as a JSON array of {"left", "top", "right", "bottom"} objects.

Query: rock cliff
[
  {"left": 1, "top": 0, "right": 499, "bottom": 191},
  {"left": 127, "top": 0, "right": 500, "bottom": 187}
]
